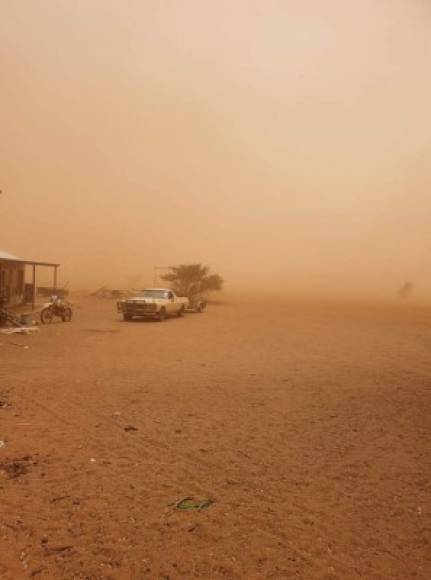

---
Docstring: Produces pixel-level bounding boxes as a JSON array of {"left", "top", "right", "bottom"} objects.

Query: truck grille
[{"left": 125, "top": 301, "right": 156, "bottom": 312}]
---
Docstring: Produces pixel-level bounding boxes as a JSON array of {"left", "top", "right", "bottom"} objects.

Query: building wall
[{"left": 0, "top": 262, "right": 25, "bottom": 305}]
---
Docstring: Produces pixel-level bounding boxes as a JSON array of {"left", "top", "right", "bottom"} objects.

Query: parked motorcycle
[{"left": 40, "top": 296, "right": 73, "bottom": 324}]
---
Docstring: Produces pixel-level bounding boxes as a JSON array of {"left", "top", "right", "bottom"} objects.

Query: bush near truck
[{"left": 117, "top": 264, "right": 223, "bottom": 322}]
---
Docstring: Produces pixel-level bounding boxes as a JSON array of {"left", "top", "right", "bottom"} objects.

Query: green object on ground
[{"left": 175, "top": 497, "right": 214, "bottom": 511}]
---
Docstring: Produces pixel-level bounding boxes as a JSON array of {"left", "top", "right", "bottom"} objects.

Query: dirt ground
[{"left": 0, "top": 295, "right": 430, "bottom": 580}]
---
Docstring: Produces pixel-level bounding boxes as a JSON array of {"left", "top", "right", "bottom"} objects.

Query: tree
[{"left": 161, "top": 264, "right": 224, "bottom": 299}]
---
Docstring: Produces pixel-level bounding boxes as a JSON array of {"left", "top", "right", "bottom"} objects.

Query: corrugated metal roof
[
  {"left": 0, "top": 250, "right": 59, "bottom": 267},
  {"left": 0, "top": 250, "right": 24, "bottom": 261}
]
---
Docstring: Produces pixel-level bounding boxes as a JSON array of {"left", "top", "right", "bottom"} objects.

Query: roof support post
[{"left": 32, "top": 264, "right": 36, "bottom": 311}]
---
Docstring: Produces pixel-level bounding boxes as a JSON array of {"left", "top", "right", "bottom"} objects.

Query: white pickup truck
[{"left": 117, "top": 288, "right": 189, "bottom": 321}]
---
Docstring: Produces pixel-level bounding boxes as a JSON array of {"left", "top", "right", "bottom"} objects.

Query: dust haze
[{"left": 1, "top": 0, "right": 430, "bottom": 301}]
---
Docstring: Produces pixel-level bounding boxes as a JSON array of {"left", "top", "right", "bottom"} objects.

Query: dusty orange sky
[{"left": 1, "top": 0, "right": 430, "bottom": 299}]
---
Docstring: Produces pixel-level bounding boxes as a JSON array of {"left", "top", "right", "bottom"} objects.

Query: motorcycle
[{"left": 40, "top": 295, "right": 73, "bottom": 324}]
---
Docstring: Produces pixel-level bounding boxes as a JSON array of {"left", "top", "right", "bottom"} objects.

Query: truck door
[{"left": 166, "top": 291, "right": 176, "bottom": 314}]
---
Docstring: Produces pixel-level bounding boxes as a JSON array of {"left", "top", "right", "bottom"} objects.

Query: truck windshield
[{"left": 140, "top": 290, "right": 169, "bottom": 299}]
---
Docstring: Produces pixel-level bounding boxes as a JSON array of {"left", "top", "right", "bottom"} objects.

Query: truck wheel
[
  {"left": 177, "top": 306, "right": 185, "bottom": 317},
  {"left": 123, "top": 313, "right": 132, "bottom": 321},
  {"left": 157, "top": 308, "right": 166, "bottom": 322}
]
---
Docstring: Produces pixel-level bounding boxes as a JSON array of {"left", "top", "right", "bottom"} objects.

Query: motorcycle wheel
[
  {"left": 62, "top": 307, "right": 73, "bottom": 322},
  {"left": 41, "top": 307, "right": 54, "bottom": 324}
]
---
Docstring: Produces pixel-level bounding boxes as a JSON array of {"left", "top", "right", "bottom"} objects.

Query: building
[{"left": 0, "top": 250, "right": 60, "bottom": 308}]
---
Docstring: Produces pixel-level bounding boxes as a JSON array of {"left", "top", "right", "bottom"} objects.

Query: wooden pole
[
  {"left": 32, "top": 264, "right": 36, "bottom": 311},
  {"left": 53, "top": 266, "right": 58, "bottom": 291}
]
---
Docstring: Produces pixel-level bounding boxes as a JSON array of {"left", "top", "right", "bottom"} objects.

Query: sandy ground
[{"left": 0, "top": 296, "right": 430, "bottom": 580}]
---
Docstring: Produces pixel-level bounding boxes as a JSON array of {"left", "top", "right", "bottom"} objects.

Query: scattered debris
[
  {"left": 43, "top": 544, "right": 73, "bottom": 555},
  {"left": 50, "top": 495, "right": 70, "bottom": 503},
  {"left": 19, "top": 313, "right": 38, "bottom": 326},
  {"left": 90, "top": 458, "right": 97, "bottom": 463},
  {"left": 0, "top": 327, "right": 40, "bottom": 336},
  {"left": 226, "top": 478, "right": 240, "bottom": 485},
  {"left": 124, "top": 425, "right": 138, "bottom": 432},
  {"left": 0, "top": 440, "right": 6, "bottom": 449},
  {"left": 174, "top": 497, "right": 214, "bottom": 511},
  {"left": 0, "top": 299, "right": 23, "bottom": 327},
  {"left": 0, "top": 456, "right": 34, "bottom": 479},
  {"left": 5, "top": 342, "right": 30, "bottom": 348}
]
